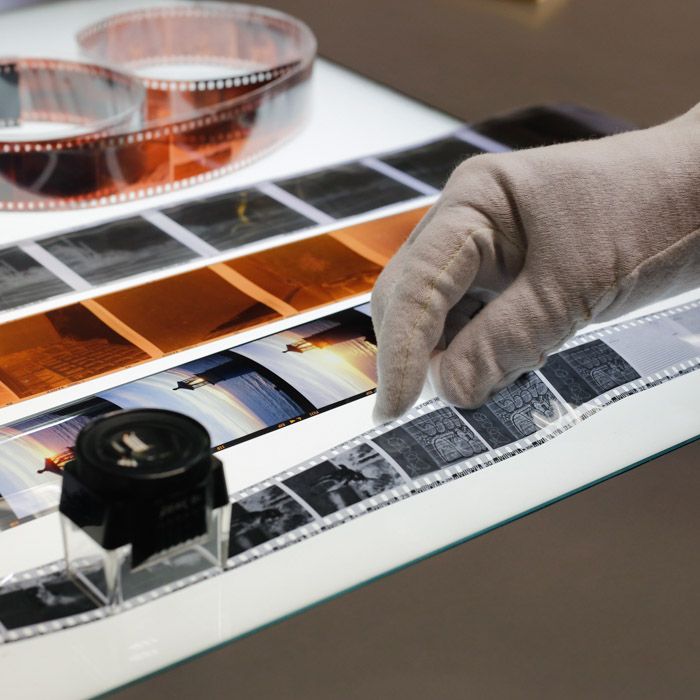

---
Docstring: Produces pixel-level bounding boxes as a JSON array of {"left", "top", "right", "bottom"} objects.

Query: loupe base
[{"left": 60, "top": 505, "right": 231, "bottom": 609}]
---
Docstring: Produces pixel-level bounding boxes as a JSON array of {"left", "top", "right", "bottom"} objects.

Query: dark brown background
[
  {"left": 113, "top": 0, "right": 700, "bottom": 697},
  {"left": 273, "top": 0, "right": 700, "bottom": 126}
]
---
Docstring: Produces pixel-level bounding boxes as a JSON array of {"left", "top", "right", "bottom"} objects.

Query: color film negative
[
  {"left": 0, "top": 205, "right": 428, "bottom": 407},
  {"left": 0, "top": 3, "right": 316, "bottom": 209},
  {"left": 1, "top": 299, "right": 699, "bottom": 642},
  {"left": 0, "top": 126, "right": 494, "bottom": 317},
  {"left": 0, "top": 301, "right": 378, "bottom": 529}
]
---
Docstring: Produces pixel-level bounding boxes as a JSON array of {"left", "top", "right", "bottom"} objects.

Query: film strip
[
  {"left": 0, "top": 3, "right": 316, "bottom": 210},
  {"left": 1, "top": 298, "right": 699, "bottom": 642},
  {"left": 0, "top": 127, "right": 493, "bottom": 318},
  {"left": 0, "top": 302, "right": 379, "bottom": 530},
  {"left": 0, "top": 205, "right": 427, "bottom": 409}
]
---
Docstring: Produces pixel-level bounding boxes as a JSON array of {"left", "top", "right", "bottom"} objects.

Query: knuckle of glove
[{"left": 445, "top": 152, "right": 509, "bottom": 197}]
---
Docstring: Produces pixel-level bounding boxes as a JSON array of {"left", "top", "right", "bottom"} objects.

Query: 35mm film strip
[
  {"left": 0, "top": 302, "right": 378, "bottom": 530},
  {"left": 0, "top": 127, "right": 492, "bottom": 318},
  {"left": 1, "top": 298, "right": 698, "bottom": 643}
]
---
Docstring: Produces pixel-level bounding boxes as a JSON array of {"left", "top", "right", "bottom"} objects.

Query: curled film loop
[{"left": 0, "top": 2, "right": 316, "bottom": 210}]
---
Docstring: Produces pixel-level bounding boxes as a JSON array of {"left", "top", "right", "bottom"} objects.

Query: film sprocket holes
[
  {"left": 59, "top": 409, "right": 230, "bottom": 607},
  {"left": 0, "top": 3, "right": 317, "bottom": 210}
]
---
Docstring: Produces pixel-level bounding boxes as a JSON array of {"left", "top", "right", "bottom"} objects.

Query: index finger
[{"left": 373, "top": 206, "right": 493, "bottom": 421}]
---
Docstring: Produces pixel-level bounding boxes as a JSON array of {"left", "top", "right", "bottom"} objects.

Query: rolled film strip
[
  {"left": 1, "top": 298, "right": 699, "bottom": 642},
  {"left": 0, "top": 3, "right": 316, "bottom": 210},
  {"left": 0, "top": 126, "right": 492, "bottom": 317}
]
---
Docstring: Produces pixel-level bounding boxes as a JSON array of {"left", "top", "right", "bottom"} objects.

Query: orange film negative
[
  {"left": 0, "top": 3, "right": 315, "bottom": 210},
  {"left": 0, "top": 205, "right": 428, "bottom": 405}
]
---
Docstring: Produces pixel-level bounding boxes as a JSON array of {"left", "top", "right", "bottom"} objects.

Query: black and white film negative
[{"left": 0, "top": 126, "right": 496, "bottom": 318}]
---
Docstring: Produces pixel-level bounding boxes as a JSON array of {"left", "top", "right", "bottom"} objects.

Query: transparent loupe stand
[{"left": 58, "top": 409, "right": 230, "bottom": 609}]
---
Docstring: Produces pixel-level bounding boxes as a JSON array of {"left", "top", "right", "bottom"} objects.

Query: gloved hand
[{"left": 372, "top": 103, "right": 700, "bottom": 421}]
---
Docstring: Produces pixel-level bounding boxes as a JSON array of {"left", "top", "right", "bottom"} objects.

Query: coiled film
[{"left": 0, "top": 2, "right": 316, "bottom": 210}]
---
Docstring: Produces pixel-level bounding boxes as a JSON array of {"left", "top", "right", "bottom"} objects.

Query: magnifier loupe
[{"left": 59, "top": 409, "right": 230, "bottom": 608}]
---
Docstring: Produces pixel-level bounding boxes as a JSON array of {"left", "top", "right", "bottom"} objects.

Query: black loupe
[{"left": 59, "top": 409, "right": 229, "bottom": 569}]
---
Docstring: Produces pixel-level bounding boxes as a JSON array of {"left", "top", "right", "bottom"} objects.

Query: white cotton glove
[{"left": 372, "top": 103, "right": 700, "bottom": 421}]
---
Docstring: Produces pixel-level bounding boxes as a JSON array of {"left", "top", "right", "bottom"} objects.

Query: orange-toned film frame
[{"left": 0, "top": 206, "right": 429, "bottom": 407}]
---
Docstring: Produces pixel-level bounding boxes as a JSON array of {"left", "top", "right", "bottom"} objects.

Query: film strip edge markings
[{"left": 359, "top": 156, "right": 440, "bottom": 197}]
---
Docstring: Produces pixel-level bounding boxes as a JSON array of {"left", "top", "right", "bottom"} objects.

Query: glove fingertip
[
  {"left": 372, "top": 406, "right": 394, "bottom": 425},
  {"left": 372, "top": 382, "right": 419, "bottom": 424},
  {"left": 372, "top": 392, "right": 400, "bottom": 424}
]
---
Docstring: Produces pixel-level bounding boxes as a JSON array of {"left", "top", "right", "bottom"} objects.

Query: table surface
[
  {"left": 117, "top": 2, "right": 700, "bottom": 699},
  {"left": 2, "top": 1, "right": 699, "bottom": 698},
  {"left": 263, "top": 0, "right": 700, "bottom": 127}
]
